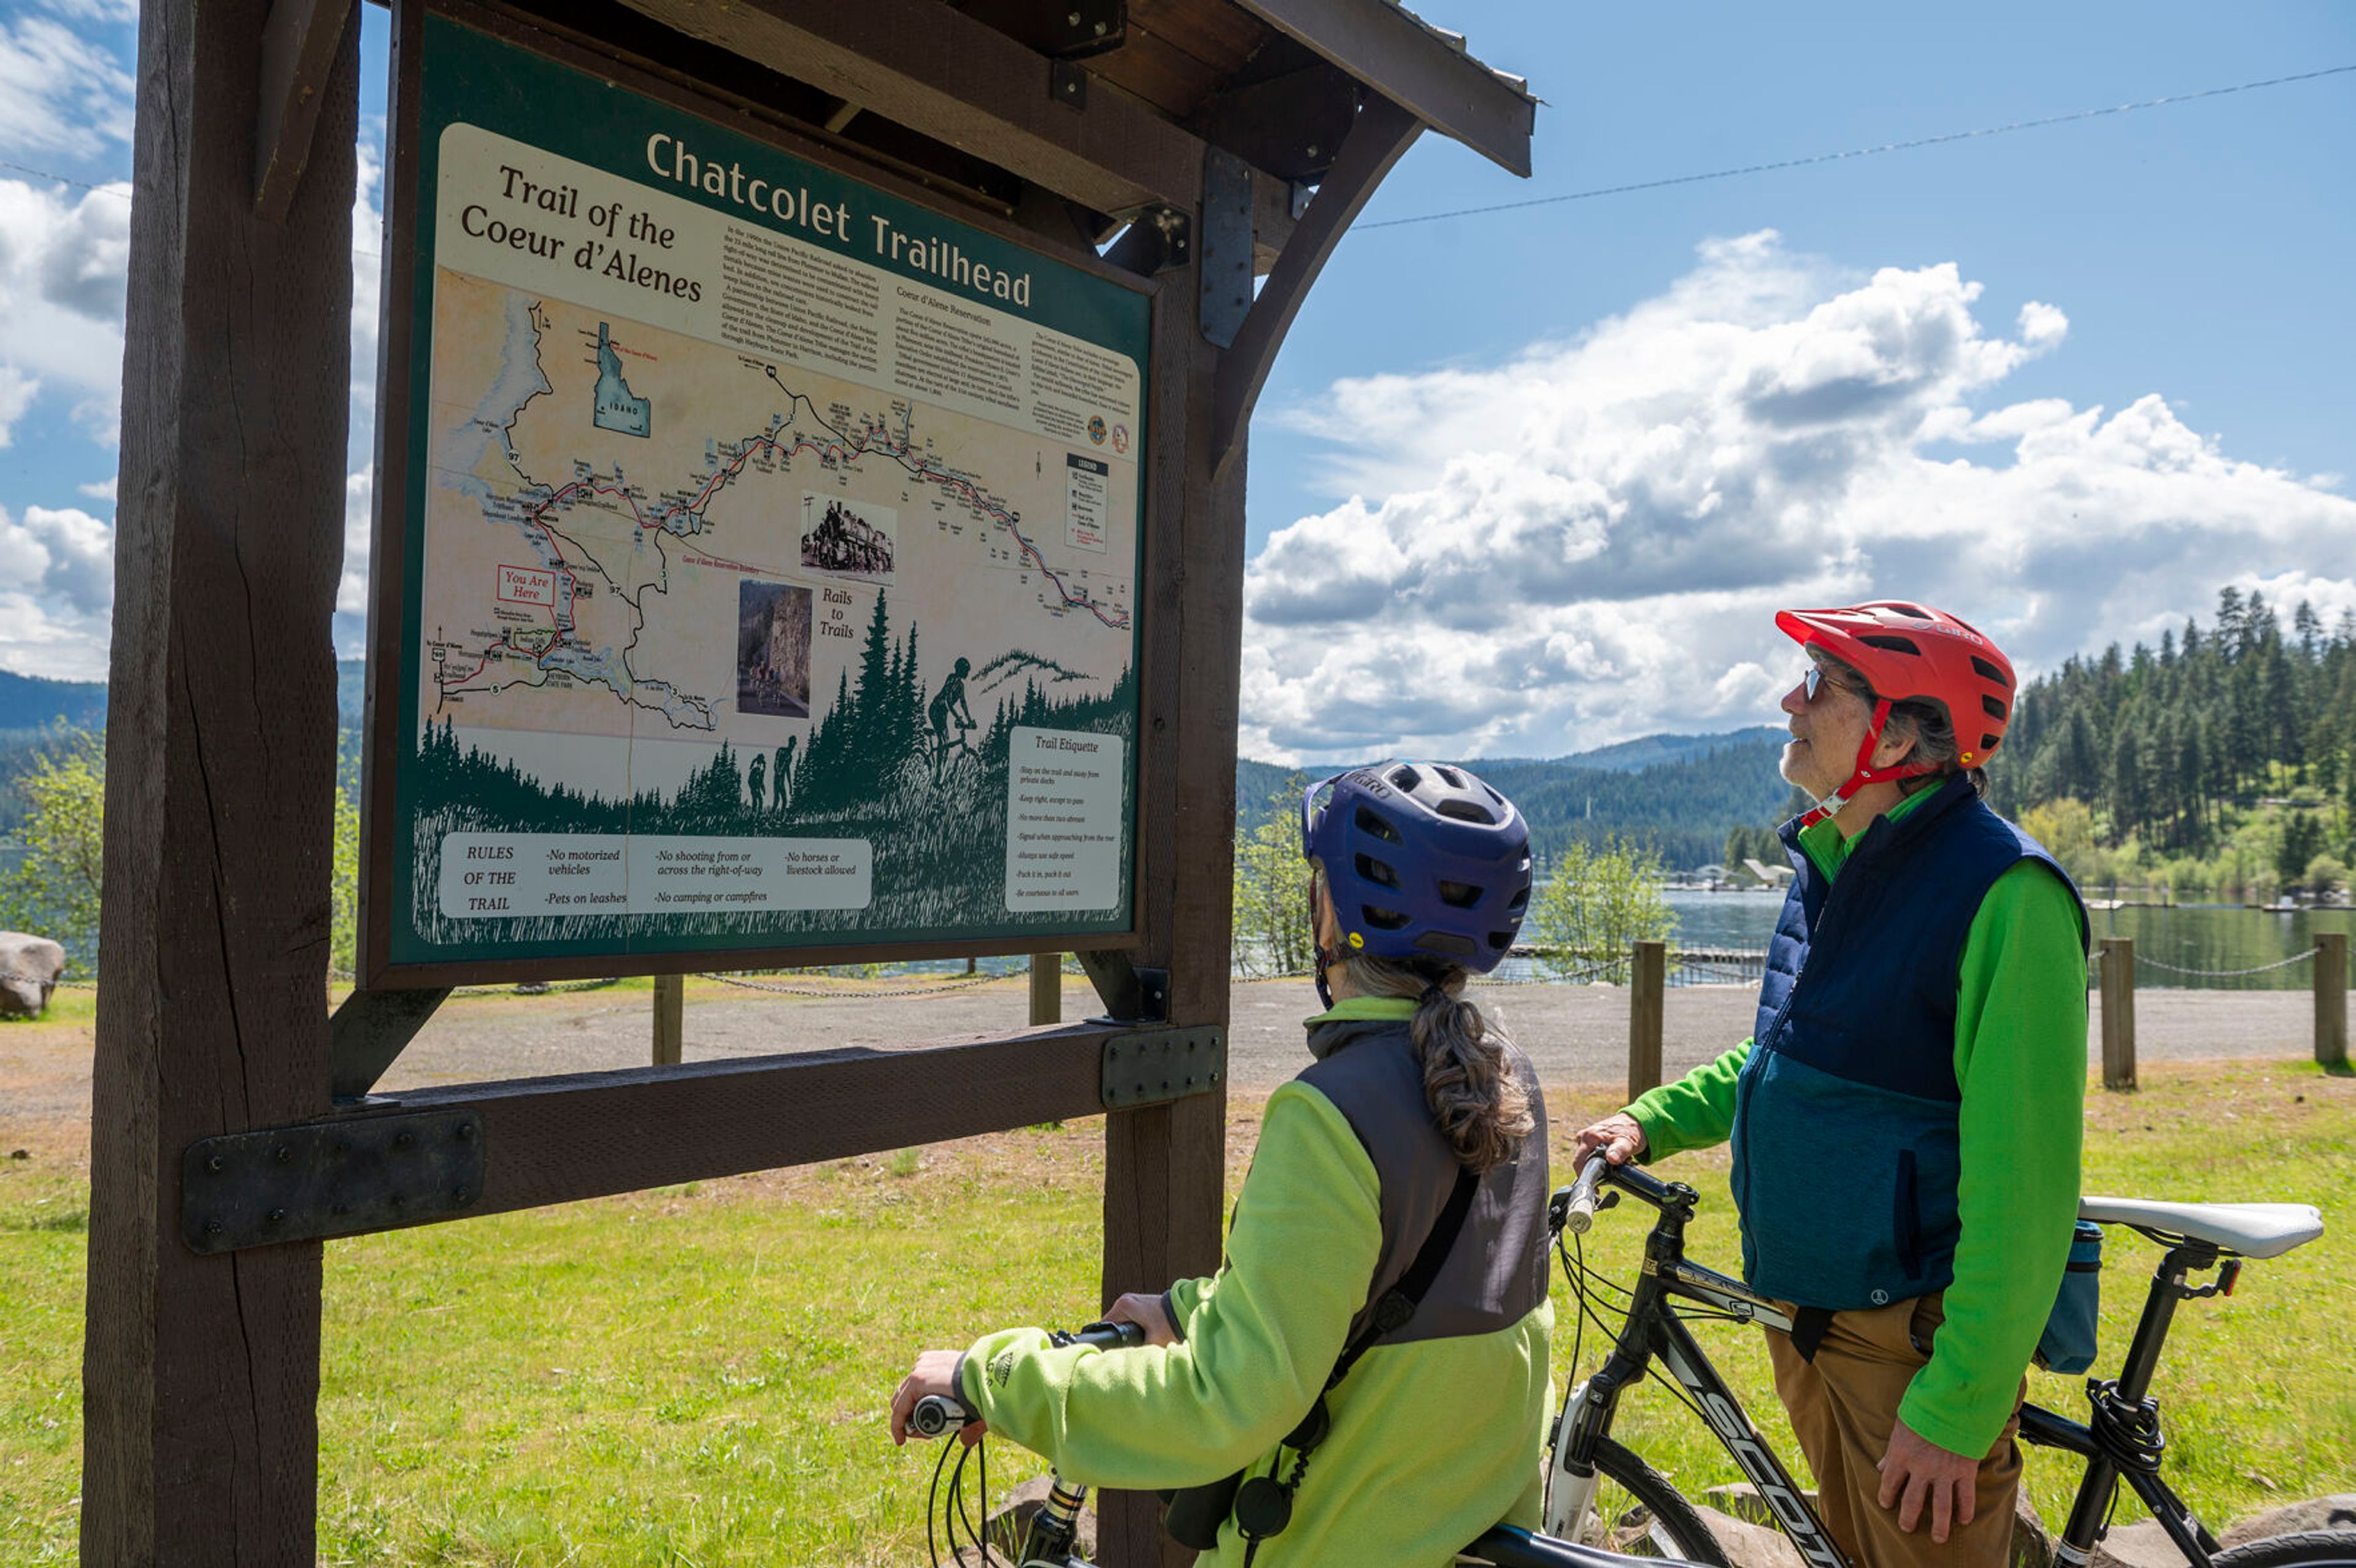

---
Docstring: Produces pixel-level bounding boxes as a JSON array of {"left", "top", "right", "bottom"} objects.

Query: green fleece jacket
[
  {"left": 960, "top": 997, "right": 1554, "bottom": 1566},
  {"left": 1628, "top": 790, "right": 2087, "bottom": 1458}
]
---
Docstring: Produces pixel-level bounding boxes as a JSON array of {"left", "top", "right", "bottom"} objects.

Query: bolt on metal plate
[
  {"left": 1102, "top": 1027, "right": 1225, "bottom": 1109},
  {"left": 181, "top": 1109, "right": 488, "bottom": 1255}
]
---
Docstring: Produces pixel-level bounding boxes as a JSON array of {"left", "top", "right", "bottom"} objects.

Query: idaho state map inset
[{"left": 417, "top": 269, "right": 1136, "bottom": 754}]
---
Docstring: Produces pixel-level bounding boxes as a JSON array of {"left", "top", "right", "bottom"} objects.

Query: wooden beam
[
  {"left": 254, "top": 0, "right": 358, "bottom": 221},
  {"left": 614, "top": 0, "right": 1223, "bottom": 218},
  {"left": 1225, "top": 0, "right": 1533, "bottom": 176},
  {"left": 383, "top": 1023, "right": 1127, "bottom": 1213},
  {"left": 1096, "top": 251, "right": 1236, "bottom": 1568},
  {"left": 82, "top": 0, "right": 359, "bottom": 1556},
  {"left": 1211, "top": 93, "right": 1420, "bottom": 475}
]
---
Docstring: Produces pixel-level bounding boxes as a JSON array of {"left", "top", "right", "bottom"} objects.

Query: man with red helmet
[{"left": 1576, "top": 602, "right": 2090, "bottom": 1568}]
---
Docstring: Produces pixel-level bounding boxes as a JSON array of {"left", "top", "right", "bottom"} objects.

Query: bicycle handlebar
[
  {"left": 909, "top": 1320, "right": 1145, "bottom": 1440},
  {"left": 1559, "top": 1152, "right": 1611, "bottom": 1235}
]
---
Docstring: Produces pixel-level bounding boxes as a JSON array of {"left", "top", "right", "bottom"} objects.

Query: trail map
[{"left": 371, "top": 15, "right": 1149, "bottom": 973}]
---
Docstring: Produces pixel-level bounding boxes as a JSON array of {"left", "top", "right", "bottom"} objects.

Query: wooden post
[
  {"left": 81, "top": 1, "right": 358, "bottom": 1559},
  {"left": 653, "top": 973, "right": 685, "bottom": 1066},
  {"left": 2316, "top": 932, "right": 2349, "bottom": 1069},
  {"left": 1628, "top": 940, "right": 1666, "bottom": 1102},
  {"left": 1030, "top": 953, "right": 1062, "bottom": 1026},
  {"left": 2100, "top": 937, "right": 2137, "bottom": 1090}
]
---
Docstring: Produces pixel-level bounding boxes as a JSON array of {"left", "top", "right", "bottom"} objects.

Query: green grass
[{"left": 4, "top": 1061, "right": 2354, "bottom": 1562}]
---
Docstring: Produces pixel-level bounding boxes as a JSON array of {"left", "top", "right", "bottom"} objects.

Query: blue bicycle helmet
[{"left": 1299, "top": 761, "right": 1533, "bottom": 975}]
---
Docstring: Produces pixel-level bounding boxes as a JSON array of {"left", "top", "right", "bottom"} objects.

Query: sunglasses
[{"left": 1802, "top": 666, "right": 1871, "bottom": 704}]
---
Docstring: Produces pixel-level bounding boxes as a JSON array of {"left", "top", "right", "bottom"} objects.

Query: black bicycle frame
[{"left": 1557, "top": 1164, "right": 2228, "bottom": 1568}]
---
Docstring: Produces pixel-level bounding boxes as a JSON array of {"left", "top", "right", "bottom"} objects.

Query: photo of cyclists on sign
[
  {"left": 736, "top": 580, "right": 813, "bottom": 719},
  {"left": 802, "top": 494, "right": 896, "bottom": 579}
]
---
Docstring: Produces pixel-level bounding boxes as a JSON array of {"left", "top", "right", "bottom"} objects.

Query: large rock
[
  {"left": 1704, "top": 1480, "right": 2050, "bottom": 1566},
  {"left": 2220, "top": 1494, "right": 2356, "bottom": 1547},
  {"left": 0, "top": 932, "right": 66, "bottom": 1017},
  {"left": 1696, "top": 1502, "right": 1807, "bottom": 1568},
  {"left": 2012, "top": 1488, "right": 2054, "bottom": 1568},
  {"left": 2091, "top": 1518, "right": 2185, "bottom": 1567}
]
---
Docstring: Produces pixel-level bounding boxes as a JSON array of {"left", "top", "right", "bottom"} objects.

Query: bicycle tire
[
  {"left": 2209, "top": 1532, "right": 2356, "bottom": 1568},
  {"left": 1567, "top": 1437, "right": 1733, "bottom": 1564}
]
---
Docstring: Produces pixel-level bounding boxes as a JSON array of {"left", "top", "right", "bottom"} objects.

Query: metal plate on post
[
  {"left": 1199, "top": 146, "right": 1254, "bottom": 347},
  {"left": 181, "top": 1110, "right": 487, "bottom": 1254},
  {"left": 1102, "top": 1027, "right": 1225, "bottom": 1109}
]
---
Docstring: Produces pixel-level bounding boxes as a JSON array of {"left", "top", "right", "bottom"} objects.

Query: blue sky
[
  {"left": 1, "top": 1, "right": 2351, "bottom": 761},
  {"left": 1249, "top": 3, "right": 2355, "bottom": 549}
]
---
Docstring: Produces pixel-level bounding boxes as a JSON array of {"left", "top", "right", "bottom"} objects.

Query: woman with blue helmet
[{"left": 891, "top": 761, "right": 1554, "bottom": 1565}]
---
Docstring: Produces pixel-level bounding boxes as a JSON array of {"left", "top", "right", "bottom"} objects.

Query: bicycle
[
  {"left": 906, "top": 1320, "right": 1642, "bottom": 1567},
  {"left": 1539, "top": 1150, "right": 2350, "bottom": 1566}
]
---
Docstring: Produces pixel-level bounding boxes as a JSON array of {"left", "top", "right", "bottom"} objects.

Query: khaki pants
[{"left": 1763, "top": 1294, "right": 2024, "bottom": 1568}]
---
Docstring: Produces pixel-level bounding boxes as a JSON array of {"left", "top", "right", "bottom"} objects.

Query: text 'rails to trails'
[{"left": 378, "top": 12, "right": 1151, "bottom": 972}]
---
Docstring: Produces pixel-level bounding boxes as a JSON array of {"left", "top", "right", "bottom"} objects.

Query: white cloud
[
  {"left": 76, "top": 475, "right": 114, "bottom": 501},
  {"left": 0, "top": 12, "right": 133, "bottom": 163},
  {"left": 0, "top": 364, "right": 35, "bottom": 446},
  {"left": 1241, "top": 231, "right": 2356, "bottom": 764},
  {"left": 0, "top": 502, "right": 114, "bottom": 681},
  {"left": 0, "top": 177, "right": 131, "bottom": 442}
]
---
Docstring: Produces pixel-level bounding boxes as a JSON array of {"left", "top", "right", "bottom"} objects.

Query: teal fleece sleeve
[
  {"left": 957, "top": 1081, "right": 1381, "bottom": 1489},
  {"left": 1626, "top": 1040, "right": 1752, "bottom": 1159},
  {"left": 1899, "top": 861, "right": 2088, "bottom": 1457}
]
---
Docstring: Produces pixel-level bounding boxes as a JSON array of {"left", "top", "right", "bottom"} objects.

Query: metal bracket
[
  {"left": 1104, "top": 204, "right": 1191, "bottom": 275},
  {"left": 1199, "top": 147, "right": 1255, "bottom": 347},
  {"left": 1103, "top": 1027, "right": 1225, "bottom": 1109},
  {"left": 329, "top": 985, "right": 452, "bottom": 1102},
  {"left": 1078, "top": 951, "right": 1169, "bottom": 1023},
  {"left": 181, "top": 1109, "right": 486, "bottom": 1255},
  {"left": 1050, "top": 58, "right": 1089, "bottom": 110},
  {"left": 1045, "top": 0, "right": 1126, "bottom": 58}
]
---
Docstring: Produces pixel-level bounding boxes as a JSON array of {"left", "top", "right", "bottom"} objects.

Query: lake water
[{"left": 1626, "top": 888, "right": 2355, "bottom": 991}]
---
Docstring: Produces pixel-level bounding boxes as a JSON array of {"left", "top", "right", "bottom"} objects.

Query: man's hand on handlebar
[
  {"left": 1571, "top": 1112, "right": 1647, "bottom": 1170},
  {"left": 1104, "top": 1291, "right": 1177, "bottom": 1347},
  {"left": 891, "top": 1350, "right": 985, "bottom": 1448}
]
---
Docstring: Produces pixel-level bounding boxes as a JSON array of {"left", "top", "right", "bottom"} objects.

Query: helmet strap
[
  {"left": 1313, "top": 944, "right": 1338, "bottom": 1012},
  {"left": 1796, "top": 698, "right": 1942, "bottom": 829}
]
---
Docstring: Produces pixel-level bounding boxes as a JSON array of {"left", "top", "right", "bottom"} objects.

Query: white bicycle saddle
[{"left": 2078, "top": 1196, "right": 2324, "bottom": 1259}]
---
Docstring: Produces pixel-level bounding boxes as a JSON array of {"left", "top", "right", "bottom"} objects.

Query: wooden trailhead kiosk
[{"left": 83, "top": 0, "right": 1533, "bottom": 1559}]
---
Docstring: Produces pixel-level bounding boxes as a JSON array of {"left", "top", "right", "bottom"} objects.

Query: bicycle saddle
[{"left": 2077, "top": 1196, "right": 2323, "bottom": 1259}]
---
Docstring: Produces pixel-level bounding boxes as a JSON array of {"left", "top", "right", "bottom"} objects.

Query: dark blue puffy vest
[{"left": 1730, "top": 774, "right": 2087, "bottom": 1310}]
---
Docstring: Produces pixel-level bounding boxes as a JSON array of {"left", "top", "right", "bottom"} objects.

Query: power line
[
  {"left": 1358, "top": 62, "right": 2356, "bottom": 231},
  {"left": 6, "top": 61, "right": 2350, "bottom": 234},
  {"left": 0, "top": 158, "right": 126, "bottom": 196}
]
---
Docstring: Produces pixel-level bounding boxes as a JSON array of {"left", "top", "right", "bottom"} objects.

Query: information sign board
[{"left": 363, "top": 6, "right": 1150, "bottom": 982}]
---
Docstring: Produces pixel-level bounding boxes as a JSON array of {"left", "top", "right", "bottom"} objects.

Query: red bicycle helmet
[{"left": 1776, "top": 601, "right": 2017, "bottom": 826}]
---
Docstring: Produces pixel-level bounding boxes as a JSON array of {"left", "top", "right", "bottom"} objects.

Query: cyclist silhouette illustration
[{"left": 928, "top": 657, "right": 976, "bottom": 781}]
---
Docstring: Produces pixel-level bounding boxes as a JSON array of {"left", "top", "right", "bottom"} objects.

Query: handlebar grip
[
  {"left": 910, "top": 1394, "right": 968, "bottom": 1439},
  {"left": 1072, "top": 1318, "right": 1147, "bottom": 1350},
  {"left": 1560, "top": 1152, "right": 1612, "bottom": 1236}
]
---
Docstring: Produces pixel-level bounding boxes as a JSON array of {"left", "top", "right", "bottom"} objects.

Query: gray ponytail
[{"left": 1343, "top": 954, "right": 1533, "bottom": 1173}]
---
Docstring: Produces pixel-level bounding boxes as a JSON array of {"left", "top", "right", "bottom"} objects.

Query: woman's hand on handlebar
[
  {"left": 1571, "top": 1112, "right": 1647, "bottom": 1170},
  {"left": 1104, "top": 1292, "right": 1178, "bottom": 1347},
  {"left": 892, "top": 1351, "right": 985, "bottom": 1448}
]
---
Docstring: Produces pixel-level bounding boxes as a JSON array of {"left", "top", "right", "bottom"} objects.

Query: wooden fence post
[
  {"left": 1628, "top": 940, "right": 1666, "bottom": 1102},
  {"left": 2100, "top": 937, "right": 2137, "bottom": 1090},
  {"left": 653, "top": 973, "right": 684, "bottom": 1066},
  {"left": 2315, "top": 932, "right": 2348, "bottom": 1069},
  {"left": 1030, "top": 953, "right": 1061, "bottom": 1026}
]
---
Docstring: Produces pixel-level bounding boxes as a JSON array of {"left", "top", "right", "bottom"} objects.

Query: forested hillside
[
  {"left": 1236, "top": 731, "right": 1792, "bottom": 869},
  {"left": 1982, "top": 589, "right": 2356, "bottom": 895}
]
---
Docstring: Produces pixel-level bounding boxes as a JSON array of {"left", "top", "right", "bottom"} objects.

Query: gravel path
[
  {"left": 372, "top": 977, "right": 2322, "bottom": 1093},
  {"left": 0, "top": 980, "right": 2324, "bottom": 1163}
]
